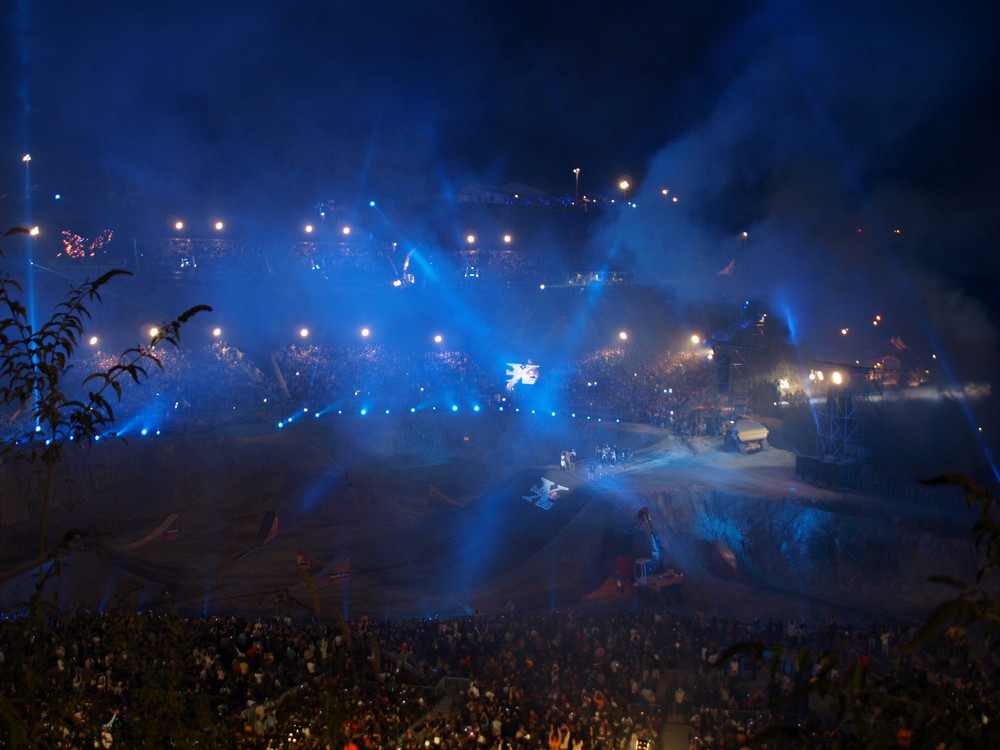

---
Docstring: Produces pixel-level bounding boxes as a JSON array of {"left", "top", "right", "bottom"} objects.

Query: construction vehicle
[
  {"left": 726, "top": 418, "right": 770, "bottom": 454},
  {"left": 632, "top": 508, "right": 684, "bottom": 603}
]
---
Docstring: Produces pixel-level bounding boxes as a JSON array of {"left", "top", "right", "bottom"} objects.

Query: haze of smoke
[{"left": 595, "top": 0, "right": 1000, "bottom": 382}]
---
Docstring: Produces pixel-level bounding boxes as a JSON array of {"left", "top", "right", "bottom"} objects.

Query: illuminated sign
[
  {"left": 506, "top": 361, "right": 539, "bottom": 391},
  {"left": 522, "top": 476, "right": 569, "bottom": 510}
]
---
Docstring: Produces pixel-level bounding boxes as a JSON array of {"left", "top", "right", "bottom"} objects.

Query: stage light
[
  {"left": 551, "top": 412, "right": 556, "bottom": 417},
  {"left": 88, "top": 336, "right": 99, "bottom": 346},
  {"left": 277, "top": 422, "right": 284, "bottom": 428},
  {"left": 175, "top": 221, "right": 184, "bottom": 231},
  {"left": 304, "top": 224, "right": 314, "bottom": 233},
  {"left": 691, "top": 334, "right": 701, "bottom": 345},
  {"left": 451, "top": 405, "right": 458, "bottom": 411},
  {"left": 360, "top": 409, "right": 368, "bottom": 415},
  {"left": 361, "top": 327, "right": 370, "bottom": 338},
  {"left": 214, "top": 221, "right": 224, "bottom": 231},
  {"left": 369, "top": 200, "right": 376, "bottom": 207},
  {"left": 299, "top": 328, "right": 309, "bottom": 338},
  {"left": 410, "top": 407, "right": 416, "bottom": 413},
  {"left": 503, "top": 234, "right": 512, "bottom": 244},
  {"left": 433, "top": 334, "right": 443, "bottom": 344},
  {"left": 342, "top": 226, "right": 351, "bottom": 235},
  {"left": 385, "top": 409, "right": 390, "bottom": 415},
  {"left": 539, "top": 284, "right": 546, "bottom": 290},
  {"left": 831, "top": 371, "right": 844, "bottom": 385},
  {"left": 619, "top": 331, "right": 628, "bottom": 341},
  {"left": 149, "top": 327, "right": 159, "bottom": 338},
  {"left": 473, "top": 405, "right": 480, "bottom": 412},
  {"left": 314, "top": 412, "right": 320, "bottom": 418},
  {"left": 141, "top": 429, "right": 148, "bottom": 436},
  {"left": 212, "top": 328, "right": 222, "bottom": 337},
  {"left": 466, "top": 234, "right": 476, "bottom": 245}
]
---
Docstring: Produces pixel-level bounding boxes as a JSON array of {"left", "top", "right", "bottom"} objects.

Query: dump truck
[{"left": 727, "top": 418, "right": 770, "bottom": 454}]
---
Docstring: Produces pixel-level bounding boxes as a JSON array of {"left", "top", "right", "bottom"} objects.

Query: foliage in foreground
[
  {"left": 720, "top": 473, "right": 1000, "bottom": 749},
  {"left": 0, "top": 228, "right": 211, "bottom": 748}
]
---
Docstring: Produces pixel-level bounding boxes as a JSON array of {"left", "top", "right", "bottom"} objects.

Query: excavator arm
[{"left": 634, "top": 508, "right": 665, "bottom": 565}]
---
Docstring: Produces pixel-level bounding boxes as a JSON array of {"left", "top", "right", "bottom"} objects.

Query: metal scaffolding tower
[
  {"left": 816, "top": 363, "right": 882, "bottom": 462},
  {"left": 713, "top": 342, "right": 760, "bottom": 416}
]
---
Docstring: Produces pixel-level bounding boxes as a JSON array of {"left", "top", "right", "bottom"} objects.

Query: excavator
[
  {"left": 632, "top": 507, "right": 685, "bottom": 603},
  {"left": 584, "top": 507, "right": 685, "bottom": 603}
]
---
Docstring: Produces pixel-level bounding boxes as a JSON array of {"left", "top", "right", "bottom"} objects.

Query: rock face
[
  {"left": 651, "top": 487, "right": 978, "bottom": 623},
  {"left": 0, "top": 415, "right": 981, "bottom": 625}
]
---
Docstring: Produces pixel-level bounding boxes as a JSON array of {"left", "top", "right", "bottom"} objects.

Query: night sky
[
  {"left": 2, "top": 0, "right": 1000, "bottom": 381},
  {"left": 3, "top": 1, "right": 756, "bottom": 218}
]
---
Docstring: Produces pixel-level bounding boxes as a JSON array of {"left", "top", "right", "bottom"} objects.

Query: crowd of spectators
[
  {"left": 42, "top": 343, "right": 722, "bottom": 442},
  {"left": 560, "top": 349, "right": 717, "bottom": 427},
  {"left": 2, "top": 605, "right": 924, "bottom": 749}
]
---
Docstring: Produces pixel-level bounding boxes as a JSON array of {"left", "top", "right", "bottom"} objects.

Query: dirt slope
[{"left": 0, "top": 416, "right": 979, "bottom": 625}]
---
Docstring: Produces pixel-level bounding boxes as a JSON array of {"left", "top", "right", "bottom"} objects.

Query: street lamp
[
  {"left": 618, "top": 178, "right": 631, "bottom": 204},
  {"left": 22, "top": 155, "right": 32, "bottom": 232},
  {"left": 573, "top": 168, "right": 580, "bottom": 202}
]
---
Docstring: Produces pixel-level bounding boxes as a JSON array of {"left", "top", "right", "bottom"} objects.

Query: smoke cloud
[{"left": 596, "top": 1, "right": 1000, "bottom": 382}]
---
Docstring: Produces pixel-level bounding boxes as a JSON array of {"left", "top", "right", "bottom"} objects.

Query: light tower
[{"left": 795, "top": 361, "right": 882, "bottom": 490}]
